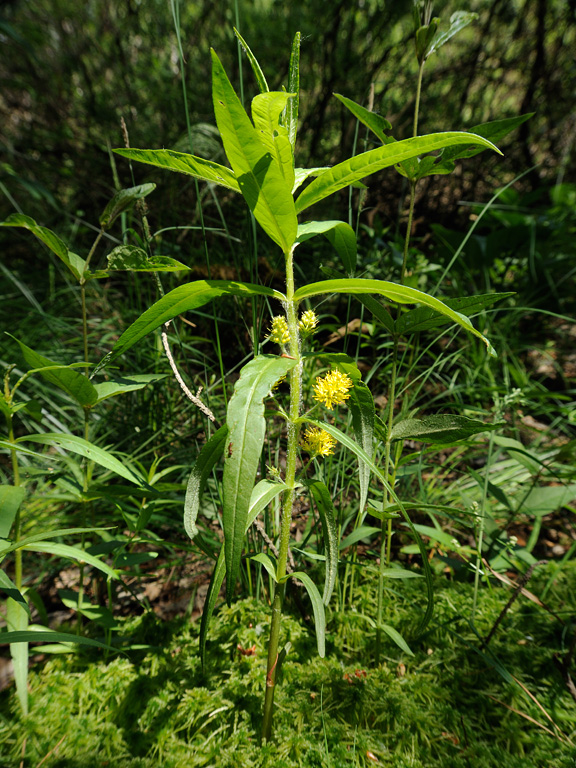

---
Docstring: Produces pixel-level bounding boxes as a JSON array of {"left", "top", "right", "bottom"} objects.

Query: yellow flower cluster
[
  {"left": 313, "top": 369, "right": 353, "bottom": 409},
  {"left": 268, "top": 315, "right": 290, "bottom": 345},
  {"left": 301, "top": 427, "right": 337, "bottom": 457},
  {"left": 299, "top": 309, "right": 318, "bottom": 336}
]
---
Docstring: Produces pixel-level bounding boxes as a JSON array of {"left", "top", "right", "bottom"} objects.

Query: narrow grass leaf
[
  {"left": 211, "top": 49, "right": 297, "bottom": 251},
  {"left": 339, "top": 525, "right": 381, "bottom": 551},
  {"left": 294, "top": 278, "right": 495, "bottom": 355},
  {"left": 234, "top": 27, "right": 269, "bottom": 93},
  {"left": 0, "top": 528, "right": 112, "bottom": 557},
  {"left": 285, "top": 571, "right": 325, "bottom": 657},
  {"left": 0, "top": 630, "right": 118, "bottom": 653},
  {"left": 184, "top": 425, "right": 228, "bottom": 539},
  {"left": 17, "top": 434, "right": 148, "bottom": 486},
  {"left": 303, "top": 418, "right": 434, "bottom": 635},
  {"left": 223, "top": 355, "right": 297, "bottom": 603},
  {"left": 286, "top": 32, "right": 300, "bottom": 149},
  {"left": 306, "top": 481, "right": 338, "bottom": 605},
  {"left": 295, "top": 132, "right": 501, "bottom": 213},
  {"left": 113, "top": 148, "right": 240, "bottom": 192},
  {"left": 0, "top": 485, "right": 26, "bottom": 538},
  {"left": 7, "top": 597, "right": 28, "bottom": 714}
]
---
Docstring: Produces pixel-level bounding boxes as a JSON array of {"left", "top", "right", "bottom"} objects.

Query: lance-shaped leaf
[
  {"left": 99, "top": 183, "right": 156, "bottom": 229},
  {"left": 92, "top": 373, "right": 167, "bottom": 405},
  {"left": 396, "top": 292, "right": 514, "bottom": 335},
  {"left": 427, "top": 11, "right": 478, "bottom": 57},
  {"left": 251, "top": 92, "right": 295, "bottom": 191},
  {"left": 302, "top": 418, "right": 433, "bottom": 636},
  {"left": 106, "top": 245, "right": 189, "bottom": 272},
  {"left": 283, "top": 571, "right": 325, "bottom": 657},
  {"left": 286, "top": 31, "right": 300, "bottom": 150},
  {"left": 0, "top": 213, "right": 86, "bottom": 281},
  {"left": 306, "top": 481, "right": 338, "bottom": 605},
  {"left": 211, "top": 49, "right": 298, "bottom": 252},
  {"left": 7, "top": 597, "right": 28, "bottom": 714},
  {"left": 234, "top": 27, "right": 269, "bottom": 93},
  {"left": 200, "top": 479, "right": 288, "bottom": 666},
  {"left": 184, "top": 424, "right": 229, "bottom": 539},
  {"left": 391, "top": 415, "right": 504, "bottom": 444},
  {"left": 0, "top": 527, "right": 113, "bottom": 557},
  {"left": 9, "top": 335, "right": 97, "bottom": 407},
  {"left": 96, "top": 280, "right": 285, "bottom": 372},
  {"left": 294, "top": 132, "right": 501, "bottom": 214},
  {"left": 0, "top": 629, "right": 118, "bottom": 652},
  {"left": 293, "top": 278, "right": 495, "bottom": 356},
  {"left": 296, "top": 221, "right": 357, "bottom": 274},
  {"left": 293, "top": 167, "right": 331, "bottom": 193},
  {"left": 0, "top": 571, "right": 30, "bottom": 616},
  {"left": 23, "top": 542, "right": 118, "bottom": 580},
  {"left": 0, "top": 485, "right": 26, "bottom": 538},
  {"left": 223, "top": 355, "right": 297, "bottom": 603},
  {"left": 16, "top": 434, "right": 148, "bottom": 487},
  {"left": 334, "top": 93, "right": 392, "bottom": 144},
  {"left": 113, "top": 149, "right": 240, "bottom": 193},
  {"left": 438, "top": 114, "right": 534, "bottom": 165}
]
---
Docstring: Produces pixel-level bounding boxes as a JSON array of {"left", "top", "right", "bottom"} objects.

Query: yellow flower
[
  {"left": 313, "top": 369, "right": 353, "bottom": 409},
  {"left": 268, "top": 315, "right": 290, "bottom": 345},
  {"left": 299, "top": 309, "right": 318, "bottom": 336},
  {"left": 301, "top": 427, "right": 337, "bottom": 457}
]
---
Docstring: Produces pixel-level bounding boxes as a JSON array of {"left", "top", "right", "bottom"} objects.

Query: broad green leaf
[
  {"left": 251, "top": 92, "right": 295, "bottom": 191},
  {"left": 0, "top": 571, "right": 30, "bottom": 615},
  {"left": 296, "top": 221, "right": 357, "bottom": 274},
  {"left": 379, "top": 623, "right": 414, "bottom": 656},
  {"left": 113, "top": 148, "right": 240, "bottom": 192},
  {"left": 7, "top": 596, "right": 28, "bottom": 714},
  {"left": 306, "top": 481, "right": 338, "bottom": 605},
  {"left": 92, "top": 373, "right": 167, "bottom": 405},
  {"left": 339, "top": 525, "right": 381, "bottom": 551},
  {"left": 106, "top": 245, "right": 189, "bottom": 272},
  {"left": 58, "top": 589, "right": 117, "bottom": 628},
  {"left": 0, "top": 213, "right": 86, "bottom": 281},
  {"left": 357, "top": 294, "right": 395, "bottom": 334},
  {"left": 285, "top": 571, "right": 325, "bottom": 657},
  {"left": 293, "top": 278, "right": 495, "bottom": 356},
  {"left": 233, "top": 27, "right": 269, "bottom": 93},
  {"left": 211, "top": 49, "right": 297, "bottom": 252},
  {"left": 23, "top": 542, "right": 118, "bottom": 580},
  {"left": 199, "top": 479, "right": 288, "bottom": 666},
  {"left": 303, "top": 418, "right": 433, "bottom": 635},
  {"left": 97, "top": 279, "right": 285, "bottom": 371},
  {"left": 0, "top": 485, "right": 26, "bottom": 538},
  {"left": 293, "top": 167, "right": 331, "bottom": 193},
  {"left": 518, "top": 484, "right": 576, "bottom": 518},
  {"left": 99, "top": 183, "right": 156, "bottom": 229},
  {"left": 184, "top": 425, "right": 229, "bottom": 539},
  {"left": 396, "top": 293, "right": 514, "bottom": 334},
  {"left": 427, "top": 11, "right": 478, "bottom": 57},
  {"left": 9, "top": 335, "right": 97, "bottom": 407},
  {"left": 251, "top": 552, "right": 278, "bottom": 582},
  {"left": 17, "top": 434, "right": 148, "bottom": 486},
  {"left": 411, "top": 524, "right": 456, "bottom": 549},
  {"left": 223, "top": 355, "right": 297, "bottom": 603},
  {"left": 294, "top": 132, "right": 501, "bottom": 214},
  {"left": 334, "top": 93, "right": 392, "bottom": 144},
  {"left": 390, "top": 415, "right": 504, "bottom": 444},
  {"left": 286, "top": 31, "right": 300, "bottom": 150}
]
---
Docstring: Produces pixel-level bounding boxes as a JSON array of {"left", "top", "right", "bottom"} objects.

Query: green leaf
[
  {"left": 184, "top": 425, "right": 229, "bottom": 539},
  {"left": 339, "top": 525, "right": 381, "bottom": 551},
  {"left": 293, "top": 167, "right": 331, "bottom": 193},
  {"left": 233, "top": 27, "right": 269, "bottom": 93},
  {"left": 286, "top": 31, "right": 300, "bottom": 150},
  {"left": 0, "top": 527, "right": 112, "bottom": 557},
  {"left": 411, "top": 524, "right": 456, "bottom": 549},
  {"left": 113, "top": 148, "right": 240, "bottom": 192},
  {"left": 334, "top": 93, "right": 392, "bottom": 143},
  {"left": 294, "top": 132, "right": 501, "bottom": 214},
  {"left": 7, "top": 596, "right": 28, "bottom": 713},
  {"left": 16, "top": 434, "right": 148, "bottom": 486},
  {"left": 285, "top": 571, "right": 325, "bottom": 657},
  {"left": 294, "top": 278, "right": 495, "bottom": 355},
  {"left": 0, "top": 213, "right": 86, "bottom": 281},
  {"left": 251, "top": 91, "right": 295, "bottom": 191},
  {"left": 23, "top": 542, "right": 118, "bottom": 580},
  {"left": 9, "top": 335, "right": 97, "bottom": 407},
  {"left": 0, "top": 629, "right": 118, "bottom": 653},
  {"left": 92, "top": 373, "right": 167, "bottom": 405},
  {"left": 379, "top": 623, "right": 414, "bottom": 656},
  {"left": 357, "top": 294, "right": 395, "bottom": 334},
  {"left": 390, "top": 415, "right": 504, "bottom": 444},
  {"left": 0, "top": 571, "right": 30, "bottom": 616},
  {"left": 251, "top": 552, "right": 278, "bottom": 582},
  {"left": 0, "top": 485, "right": 26, "bottom": 539},
  {"left": 306, "top": 481, "right": 338, "bottom": 605},
  {"left": 211, "top": 49, "right": 298, "bottom": 252},
  {"left": 99, "top": 183, "right": 156, "bottom": 229},
  {"left": 296, "top": 221, "right": 357, "bottom": 274},
  {"left": 58, "top": 589, "right": 117, "bottom": 628},
  {"left": 427, "top": 11, "right": 478, "bottom": 57},
  {"left": 303, "top": 419, "right": 434, "bottom": 636},
  {"left": 438, "top": 114, "right": 534, "bottom": 166},
  {"left": 106, "top": 245, "right": 189, "bottom": 272},
  {"left": 223, "top": 355, "right": 297, "bottom": 603},
  {"left": 97, "top": 279, "right": 285, "bottom": 372},
  {"left": 396, "top": 293, "right": 514, "bottom": 334}
]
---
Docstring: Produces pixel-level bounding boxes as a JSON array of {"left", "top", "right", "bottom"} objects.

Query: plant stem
[
  {"left": 413, "top": 60, "right": 425, "bottom": 138},
  {"left": 262, "top": 247, "right": 301, "bottom": 742}
]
